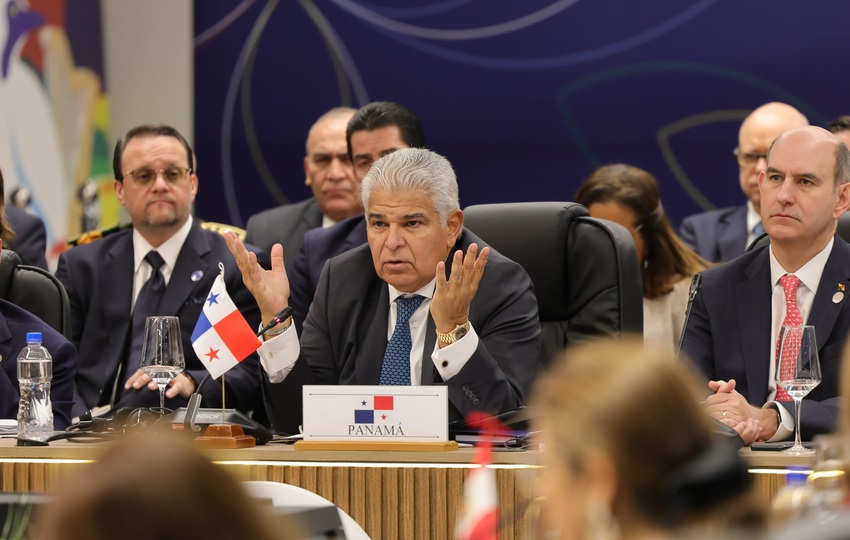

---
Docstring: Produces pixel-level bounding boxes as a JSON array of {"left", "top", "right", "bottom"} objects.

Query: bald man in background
[
  {"left": 680, "top": 102, "right": 809, "bottom": 262},
  {"left": 245, "top": 107, "right": 357, "bottom": 275}
]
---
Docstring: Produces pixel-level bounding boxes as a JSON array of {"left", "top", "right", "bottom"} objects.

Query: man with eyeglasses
[
  {"left": 56, "top": 124, "right": 268, "bottom": 419},
  {"left": 680, "top": 102, "right": 809, "bottom": 262}
]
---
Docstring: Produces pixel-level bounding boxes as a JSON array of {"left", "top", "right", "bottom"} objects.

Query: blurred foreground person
[
  {"left": 531, "top": 339, "right": 763, "bottom": 539},
  {"left": 35, "top": 431, "right": 301, "bottom": 540}
]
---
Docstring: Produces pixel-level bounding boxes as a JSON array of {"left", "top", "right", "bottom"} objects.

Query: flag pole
[{"left": 221, "top": 373, "right": 226, "bottom": 424}]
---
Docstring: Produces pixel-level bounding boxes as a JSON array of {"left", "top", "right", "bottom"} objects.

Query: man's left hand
[{"left": 431, "top": 243, "right": 489, "bottom": 333}]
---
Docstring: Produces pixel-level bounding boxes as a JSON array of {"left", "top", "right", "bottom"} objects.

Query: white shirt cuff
[
  {"left": 763, "top": 401, "right": 794, "bottom": 442},
  {"left": 431, "top": 324, "right": 479, "bottom": 381},
  {"left": 256, "top": 324, "right": 300, "bottom": 383}
]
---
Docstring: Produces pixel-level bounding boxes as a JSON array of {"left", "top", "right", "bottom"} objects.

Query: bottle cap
[{"left": 25, "top": 332, "right": 42, "bottom": 343}]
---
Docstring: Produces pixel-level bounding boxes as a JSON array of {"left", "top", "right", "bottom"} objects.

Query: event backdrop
[
  {"left": 0, "top": 0, "right": 110, "bottom": 267},
  {"left": 194, "top": 1, "right": 848, "bottom": 229}
]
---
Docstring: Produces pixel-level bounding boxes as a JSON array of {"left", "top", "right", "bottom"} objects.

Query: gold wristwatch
[{"left": 436, "top": 321, "right": 471, "bottom": 344}]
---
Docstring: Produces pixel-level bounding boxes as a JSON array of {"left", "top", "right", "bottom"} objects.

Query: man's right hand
[{"left": 223, "top": 231, "right": 290, "bottom": 327}]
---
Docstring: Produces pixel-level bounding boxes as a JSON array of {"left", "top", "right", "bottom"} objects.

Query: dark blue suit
[
  {"left": 245, "top": 198, "right": 322, "bottom": 276},
  {"left": 0, "top": 299, "right": 76, "bottom": 428},
  {"left": 680, "top": 235, "right": 850, "bottom": 440},
  {"left": 679, "top": 205, "right": 749, "bottom": 263},
  {"left": 289, "top": 215, "right": 367, "bottom": 333},
  {"left": 6, "top": 206, "right": 47, "bottom": 270},
  {"left": 56, "top": 220, "right": 268, "bottom": 417}
]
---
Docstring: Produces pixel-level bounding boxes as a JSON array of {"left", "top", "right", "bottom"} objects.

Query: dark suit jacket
[
  {"left": 6, "top": 206, "right": 47, "bottom": 270},
  {"left": 0, "top": 299, "right": 76, "bottom": 428},
  {"left": 680, "top": 235, "right": 850, "bottom": 440},
  {"left": 289, "top": 215, "right": 367, "bottom": 333},
  {"left": 680, "top": 205, "right": 749, "bottom": 263},
  {"left": 264, "top": 228, "right": 541, "bottom": 434},
  {"left": 245, "top": 197, "right": 323, "bottom": 276},
  {"left": 56, "top": 221, "right": 269, "bottom": 417}
]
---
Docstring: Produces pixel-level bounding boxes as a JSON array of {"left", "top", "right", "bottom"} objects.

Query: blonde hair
[
  {"left": 35, "top": 431, "right": 300, "bottom": 540},
  {"left": 532, "top": 338, "right": 761, "bottom": 532}
]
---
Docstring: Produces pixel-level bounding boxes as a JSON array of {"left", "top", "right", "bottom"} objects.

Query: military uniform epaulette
[
  {"left": 198, "top": 220, "right": 247, "bottom": 241},
  {"left": 67, "top": 220, "right": 247, "bottom": 248},
  {"left": 67, "top": 222, "right": 132, "bottom": 247}
]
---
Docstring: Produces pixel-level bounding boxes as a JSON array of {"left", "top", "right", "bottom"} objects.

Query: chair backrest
[
  {"left": 0, "top": 250, "right": 72, "bottom": 338},
  {"left": 463, "top": 202, "right": 643, "bottom": 366},
  {"left": 243, "top": 481, "right": 370, "bottom": 539}
]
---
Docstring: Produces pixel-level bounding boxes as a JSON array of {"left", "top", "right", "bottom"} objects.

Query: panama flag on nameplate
[{"left": 191, "top": 264, "right": 261, "bottom": 379}]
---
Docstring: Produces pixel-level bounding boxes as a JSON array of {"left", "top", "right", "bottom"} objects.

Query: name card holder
[{"left": 294, "top": 385, "right": 457, "bottom": 452}]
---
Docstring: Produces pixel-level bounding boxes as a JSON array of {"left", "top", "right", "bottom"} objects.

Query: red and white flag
[
  {"left": 456, "top": 413, "right": 499, "bottom": 540},
  {"left": 190, "top": 265, "right": 260, "bottom": 379}
]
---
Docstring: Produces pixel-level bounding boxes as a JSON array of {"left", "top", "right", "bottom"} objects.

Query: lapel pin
[
  {"left": 833, "top": 291, "right": 845, "bottom": 304},
  {"left": 191, "top": 270, "right": 203, "bottom": 282},
  {"left": 839, "top": 283, "right": 846, "bottom": 292}
]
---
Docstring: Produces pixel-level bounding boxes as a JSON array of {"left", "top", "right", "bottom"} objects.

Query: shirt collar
[
  {"left": 133, "top": 216, "right": 194, "bottom": 272},
  {"left": 387, "top": 278, "right": 436, "bottom": 305},
  {"left": 769, "top": 235, "right": 834, "bottom": 294},
  {"left": 747, "top": 201, "right": 762, "bottom": 234}
]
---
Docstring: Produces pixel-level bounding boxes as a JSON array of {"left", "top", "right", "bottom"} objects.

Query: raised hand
[
  {"left": 223, "top": 231, "right": 290, "bottom": 326},
  {"left": 431, "top": 243, "right": 489, "bottom": 335}
]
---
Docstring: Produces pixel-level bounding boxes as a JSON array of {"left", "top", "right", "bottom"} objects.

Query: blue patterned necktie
[
  {"left": 380, "top": 295, "right": 425, "bottom": 385},
  {"left": 753, "top": 221, "right": 765, "bottom": 237}
]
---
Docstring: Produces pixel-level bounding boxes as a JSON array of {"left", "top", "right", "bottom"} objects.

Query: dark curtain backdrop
[{"left": 193, "top": 0, "right": 846, "bottom": 229}]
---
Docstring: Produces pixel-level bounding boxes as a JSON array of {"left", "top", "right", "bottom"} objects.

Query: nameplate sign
[{"left": 302, "top": 385, "right": 448, "bottom": 442}]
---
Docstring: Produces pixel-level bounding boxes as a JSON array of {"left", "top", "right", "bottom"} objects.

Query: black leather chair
[
  {"left": 463, "top": 202, "right": 644, "bottom": 367},
  {"left": 0, "top": 249, "right": 71, "bottom": 338}
]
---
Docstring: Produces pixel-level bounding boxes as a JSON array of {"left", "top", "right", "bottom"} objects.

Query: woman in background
[
  {"left": 531, "top": 339, "right": 763, "bottom": 539},
  {"left": 576, "top": 164, "right": 709, "bottom": 352}
]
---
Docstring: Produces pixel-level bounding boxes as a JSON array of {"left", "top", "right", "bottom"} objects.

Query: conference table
[{"left": 0, "top": 437, "right": 813, "bottom": 539}]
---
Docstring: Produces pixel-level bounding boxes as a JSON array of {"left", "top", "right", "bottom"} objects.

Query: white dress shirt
[
  {"left": 130, "top": 216, "right": 193, "bottom": 312},
  {"left": 257, "top": 278, "right": 479, "bottom": 384},
  {"left": 765, "top": 237, "right": 833, "bottom": 441}
]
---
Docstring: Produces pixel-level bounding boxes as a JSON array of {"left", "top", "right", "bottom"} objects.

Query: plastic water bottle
[
  {"left": 16, "top": 332, "right": 53, "bottom": 441},
  {"left": 771, "top": 467, "right": 812, "bottom": 526}
]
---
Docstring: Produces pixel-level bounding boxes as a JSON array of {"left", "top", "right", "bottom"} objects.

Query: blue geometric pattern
[{"left": 379, "top": 295, "right": 425, "bottom": 386}]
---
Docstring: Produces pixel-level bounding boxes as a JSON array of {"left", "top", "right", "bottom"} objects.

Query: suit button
[
  {"left": 472, "top": 398, "right": 480, "bottom": 405},
  {"left": 462, "top": 384, "right": 470, "bottom": 391}
]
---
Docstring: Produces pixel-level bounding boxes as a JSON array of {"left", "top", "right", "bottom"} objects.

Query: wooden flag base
[
  {"left": 194, "top": 423, "right": 255, "bottom": 449},
  {"left": 293, "top": 440, "right": 458, "bottom": 452}
]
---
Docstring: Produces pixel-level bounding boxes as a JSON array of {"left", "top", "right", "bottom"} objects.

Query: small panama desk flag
[{"left": 191, "top": 263, "right": 261, "bottom": 379}]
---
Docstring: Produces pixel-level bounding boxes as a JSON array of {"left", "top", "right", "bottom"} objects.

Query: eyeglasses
[
  {"left": 733, "top": 148, "right": 768, "bottom": 168},
  {"left": 123, "top": 166, "right": 192, "bottom": 186}
]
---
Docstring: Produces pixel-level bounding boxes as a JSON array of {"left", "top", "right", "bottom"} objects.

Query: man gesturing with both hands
[{"left": 226, "top": 148, "right": 539, "bottom": 434}]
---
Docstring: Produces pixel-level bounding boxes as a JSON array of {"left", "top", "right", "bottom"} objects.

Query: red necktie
[{"left": 775, "top": 274, "right": 802, "bottom": 401}]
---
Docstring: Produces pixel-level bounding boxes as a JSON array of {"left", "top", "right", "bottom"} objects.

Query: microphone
[
  {"left": 676, "top": 273, "right": 703, "bottom": 364},
  {"left": 182, "top": 307, "right": 294, "bottom": 433},
  {"left": 257, "top": 307, "right": 294, "bottom": 337}
]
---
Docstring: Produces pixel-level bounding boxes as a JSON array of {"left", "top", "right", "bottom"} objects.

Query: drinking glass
[
  {"left": 776, "top": 325, "right": 822, "bottom": 455},
  {"left": 139, "top": 316, "right": 185, "bottom": 411}
]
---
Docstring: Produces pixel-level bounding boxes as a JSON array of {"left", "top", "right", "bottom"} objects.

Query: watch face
[{"left": 454, "top": 326, "right": 468, "bottom": 339}]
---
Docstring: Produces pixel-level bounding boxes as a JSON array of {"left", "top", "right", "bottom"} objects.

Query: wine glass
[
  {"left": 776, "top": 324, "right": 822, "bottom": 455},
  {"left": 139, "top": 316, "right": 185, "bottom": 412}
]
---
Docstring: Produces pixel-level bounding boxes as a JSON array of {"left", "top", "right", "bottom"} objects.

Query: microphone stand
[
  {"left": 675, "top": 273, "right": 702, "bottom": 364},
  {"left": 182, "top": 307, "right": 293, "bottom": 433}
]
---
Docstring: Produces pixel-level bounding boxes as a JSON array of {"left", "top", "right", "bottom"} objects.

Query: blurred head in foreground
[
  {"left": 530, "top": 338, "right": 763, "bottom": 538},
  {"left": 35, "top": 431, "right": 300, "bottom": 540}
]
